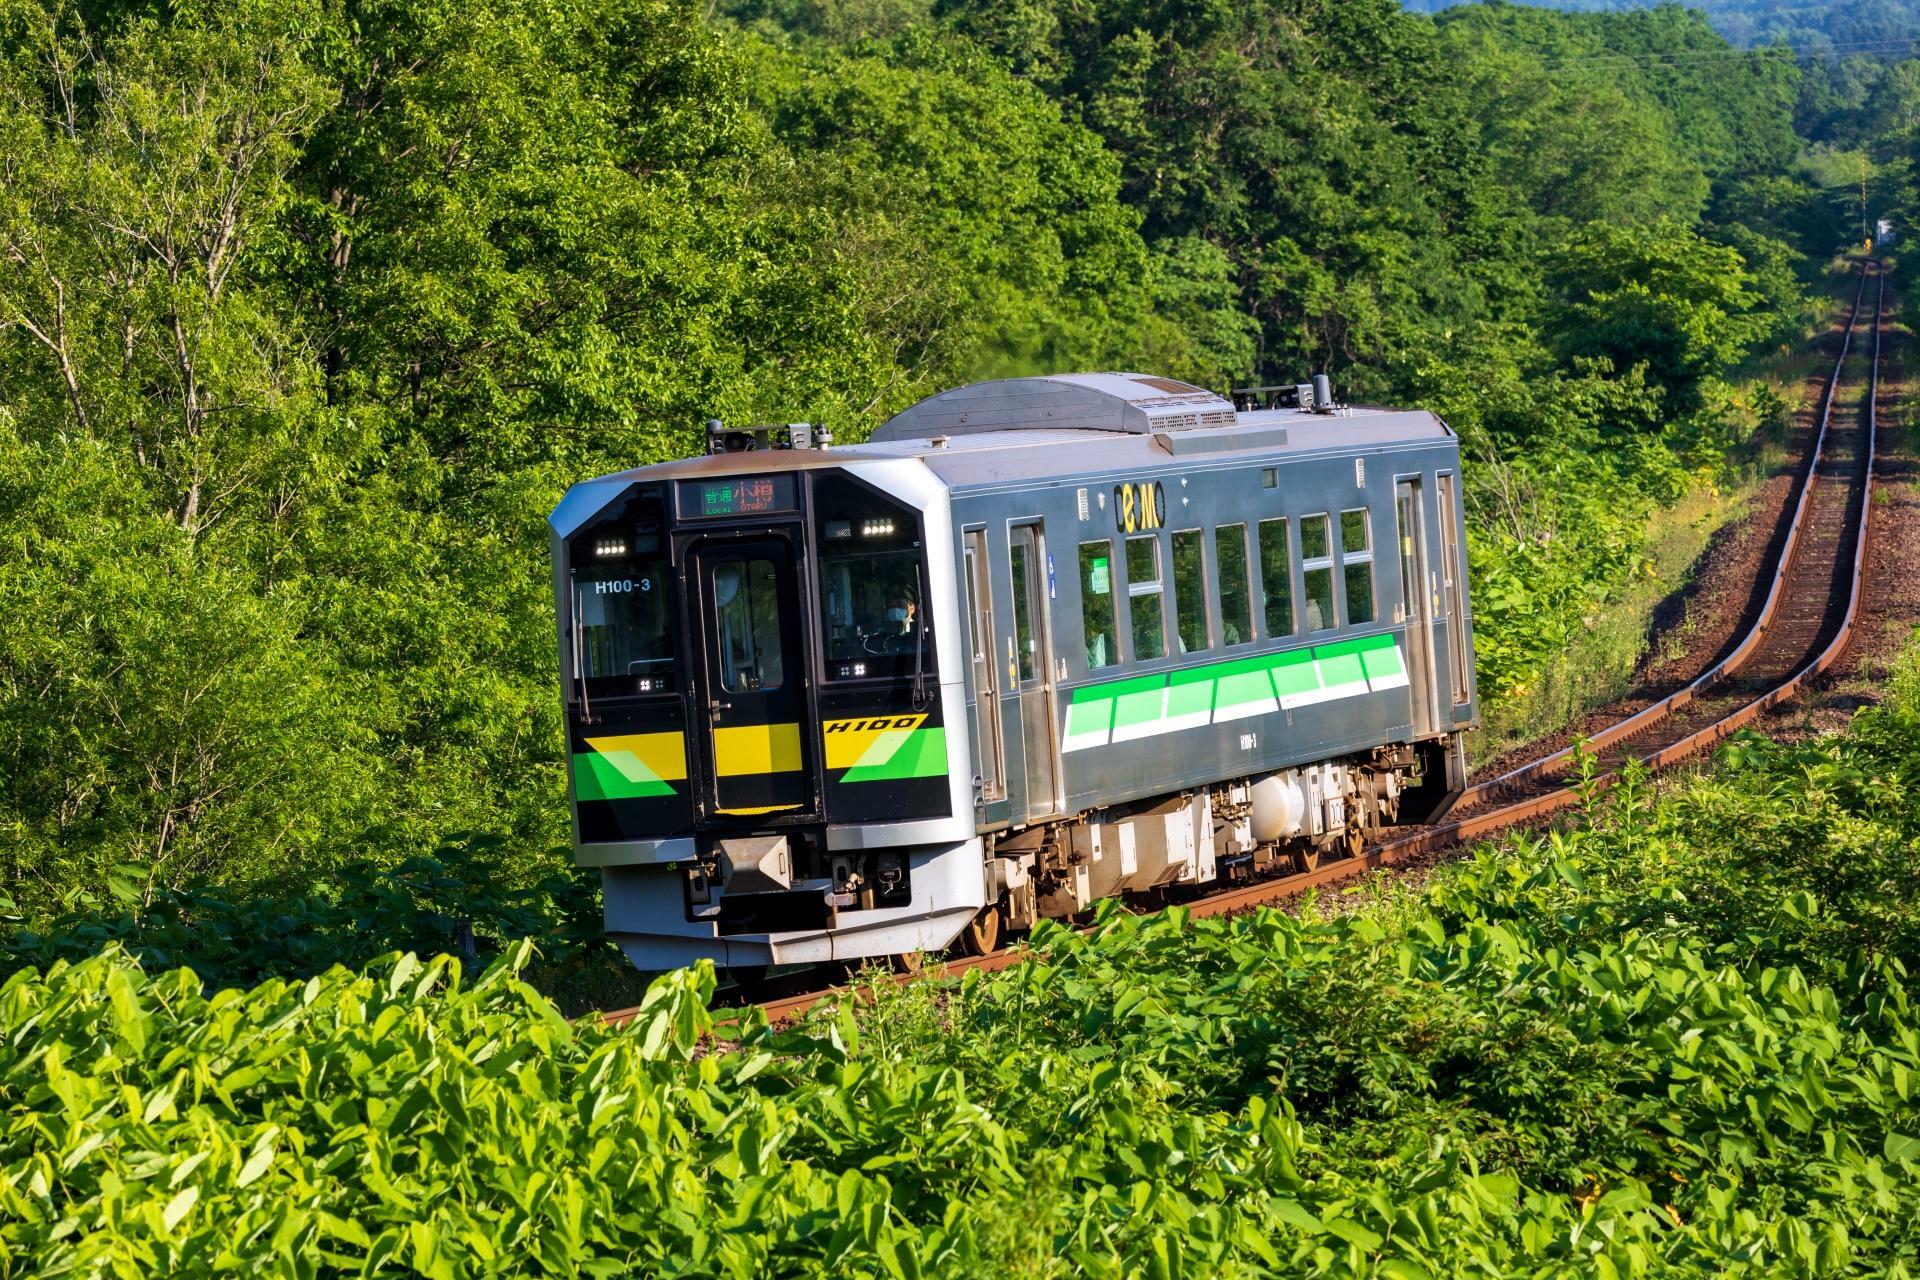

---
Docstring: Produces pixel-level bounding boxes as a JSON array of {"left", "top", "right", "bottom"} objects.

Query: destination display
[{"left": 676, "top": 475, "right": 797, "bottom": 520}]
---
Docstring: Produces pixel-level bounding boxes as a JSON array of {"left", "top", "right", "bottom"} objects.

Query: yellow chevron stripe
[
  {"left": 582, "top": 732, "right": 687, "bottom": 783},
  {"left": 821, "top": 714, "right": 929, "bottom": 771},
  {"left": 713, "top": 722, "right": 803, "bottom": 776}
]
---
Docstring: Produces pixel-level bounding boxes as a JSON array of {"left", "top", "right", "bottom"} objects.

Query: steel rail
[
  {"left": 589, "top": 265, "right": 1888, "bottom": 1031},
  {"left": 1456, "top": 266, "right": 1872, "bottom": 807}
]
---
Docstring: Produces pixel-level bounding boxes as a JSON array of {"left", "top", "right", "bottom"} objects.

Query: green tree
[{"left": 1548, "top": 219, "right": 1770, "bottom": 412}]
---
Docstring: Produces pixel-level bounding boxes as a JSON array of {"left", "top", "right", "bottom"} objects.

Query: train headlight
[
  {"left": 860, "top": 519, "right": 894, "bottom": 538},
  {"left": 594, "top": 538, "right": 627, "bottom": 558}
]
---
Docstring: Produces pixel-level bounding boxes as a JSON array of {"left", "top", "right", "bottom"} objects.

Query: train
[{"left": 549, "top": 372, "right": 1478, "bottom": 973}]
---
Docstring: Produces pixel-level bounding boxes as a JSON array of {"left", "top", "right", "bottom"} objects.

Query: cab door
[{"left": 686, "top": 534, "right": 817, "bottom": 820}]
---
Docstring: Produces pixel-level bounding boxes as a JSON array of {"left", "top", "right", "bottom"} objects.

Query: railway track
[{"left": 597, "top": 263, "right": 1890, "bottom": 1030}]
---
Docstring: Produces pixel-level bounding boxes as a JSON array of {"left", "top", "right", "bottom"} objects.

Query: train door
[
  {"left": 1008, "top": 523, "right": 1061, "bottom": 817},
  {"left": 1435, "top": 474, "right": 1472, "bottom": 711},
  {"left": 686, "top": 535, "right": 817, "bottom": 820},
  {"left": 1394, "top": 480, "right": 1441, "bottom": 738},
  {"left": 963, "top": 529, "right": 1007, "bottom": 803}
]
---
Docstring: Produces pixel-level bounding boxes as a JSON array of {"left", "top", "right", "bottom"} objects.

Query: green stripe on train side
[
  {"left": 1166, "top": 666, "right": 1217, "bottom": 719},
  {"left": 1268, "top": 648, "right": 1321, "bottom": 700},
  {"left": 1313, "top": 646, "right": 1367, "bottom": 691},
  {"left": 1064, "top": 695, "right": 1115, "bottom": 741},
  {"left": 1057, "top": 633, "right": 1413, "bottom": 752}
]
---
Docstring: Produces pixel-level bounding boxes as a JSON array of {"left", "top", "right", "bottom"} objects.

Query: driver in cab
[{"left": 864, "top": 591, "right": 919, "bottom": 655}]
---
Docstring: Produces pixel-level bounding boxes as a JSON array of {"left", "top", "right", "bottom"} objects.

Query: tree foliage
[{"left": 0, "top": 0, "right": 1863, "bottom": 923}]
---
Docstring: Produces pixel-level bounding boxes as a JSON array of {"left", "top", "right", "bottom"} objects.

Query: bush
[{"left": 8, "top": 640, "right": 1920, "bottom": 1275}]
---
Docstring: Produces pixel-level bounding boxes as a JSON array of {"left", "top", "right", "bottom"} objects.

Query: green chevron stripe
[
  {"left": 573, "top": 751, "right": 676, "bottom": 801},
  {"left": 839, "top": 727, "right": 950, "bottom": 783}
]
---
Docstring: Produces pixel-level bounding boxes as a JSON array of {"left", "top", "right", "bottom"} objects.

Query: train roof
[
  {"left": 561, "top": 375, "right": 1453, "bottom": 503},
  {"left": 852, "top": 405, "right": 1449, "bottom": 490}
]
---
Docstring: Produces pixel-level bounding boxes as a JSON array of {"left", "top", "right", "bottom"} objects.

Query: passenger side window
[
  {"left": 1171, "top": 529, "right": 1208, "bottom": 655},
  {"left": 1126, "top": 534, "right": 1167, "bottom": 661},
  {"left": 1258, "top": 518, "right": 1294, "bottom": 637},
  {"left": 1079, "top": 540, "right": 1118, "bottom": 669},
  {"left": 1215, "top": 524, "right": 1253, "bottom": 647},
  {"left": 1341, "top": 508, "right": 1375, "bottom": 626},
  {"left": 1301, "top": 514, "right": 1336, "bottom": 631}
]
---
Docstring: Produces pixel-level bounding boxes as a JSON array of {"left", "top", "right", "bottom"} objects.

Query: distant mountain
[{"left": 1403, "top": 0, "right": 1919, "bottom": 54}]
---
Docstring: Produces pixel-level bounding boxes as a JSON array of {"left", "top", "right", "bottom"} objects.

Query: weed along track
[{"left": 588, "top": 264, "right": 1892, "bottom": 1031}]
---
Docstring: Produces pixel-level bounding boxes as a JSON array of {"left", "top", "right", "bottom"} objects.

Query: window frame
[
  {"left": 1214, "top": 523, "right": 1255, "bottom": 648},
  {"left": 1123, "top": 532, "right": 1169, "bottom": 663},
  {"left": 809, "top": 469, "right": 937, "bottom": 684},
  {"left": 1299, "top": 512, "right": 1337, "bottom": 633},
  {"left": 1339, "top": 507, "right": 1376, "bottom": 627},
  {"left": 1170, "top": 527, "right": 1210, "bottom": 656},
  {"left": 1257, "top": 517, "right": 1296, "bottom": 640},
  {"left": 1078, "top": 538, "right": 1120, "bottom": 671}
]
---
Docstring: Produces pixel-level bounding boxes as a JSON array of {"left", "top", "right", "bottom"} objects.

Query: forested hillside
[
  {"left": 0, "top": 0, "right": 1886, "bottom": 953},
  {"left": 1403, "top": 0, "right": 1920, "bottom": 54}
]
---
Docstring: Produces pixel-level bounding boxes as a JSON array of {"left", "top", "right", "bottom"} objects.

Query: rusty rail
[{"left": 1456, "top": 266, "right": 1872, "bottom": 808}]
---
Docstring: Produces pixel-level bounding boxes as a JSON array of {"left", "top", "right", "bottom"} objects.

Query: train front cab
[{"left": 551, "top": 454, "right": 984, "bottom": 970}]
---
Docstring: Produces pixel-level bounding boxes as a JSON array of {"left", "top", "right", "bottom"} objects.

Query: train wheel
[
  {"left": 890, "top": 951, "right": 927, "bottom": 975},
  {"left": 1294, "top": 846, "right": 1325, "bottom": 874},
  {"left": 1344, "top": 823, "right": 1368, "bottom": 859},
  {"left": 959, "top": 903, "right": 1002, "bottom": 956}
]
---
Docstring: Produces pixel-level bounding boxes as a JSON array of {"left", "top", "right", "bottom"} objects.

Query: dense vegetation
[
  {"left": 0, "top": 0, "right": 1884, "bottom": 945},
  {"left": 7, "top": 638, "right": 1920, "bottom": 1275},
  {"left": 1404, "top": 0, "right": 1920, "bottom": 56}
]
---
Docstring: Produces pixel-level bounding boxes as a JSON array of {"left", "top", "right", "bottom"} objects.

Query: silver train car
[{"left": 549, "top": 374, "right": 1478, "bottom": 972}]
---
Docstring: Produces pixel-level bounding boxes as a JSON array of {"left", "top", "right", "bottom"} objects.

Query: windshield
[
  {"left": 814, "top": 473, "right": 934, "bottom": 681},
  {"left": 570, "top": 489, "right": 675, "bottom": 697}
]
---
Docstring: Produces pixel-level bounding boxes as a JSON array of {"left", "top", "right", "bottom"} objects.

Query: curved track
[{"left": 596, "top": 264, "right": 1890, "bottom": 1029}]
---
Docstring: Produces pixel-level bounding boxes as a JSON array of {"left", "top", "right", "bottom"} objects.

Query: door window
[
  {"left": 712, "top": 559, "right": 784, "bottom": 691},
  {"left": 1010, "top": 535, "right": 1039, "bottom": 683},
  {"left": 964, "top": 532, "right": 1005, "bottom": 801}
]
